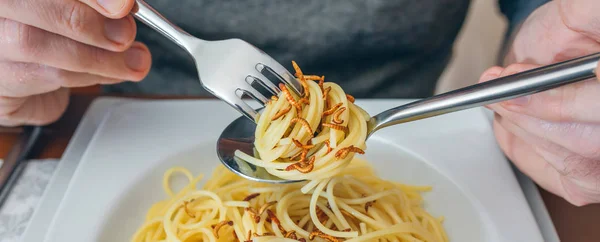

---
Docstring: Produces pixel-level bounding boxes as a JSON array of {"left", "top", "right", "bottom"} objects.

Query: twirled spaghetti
[
  {"left": 235, "top": 62, "right": 370, "bottom": 181},
  {"left": 131, "top": 159, "right": 448, "bottom": 242}
]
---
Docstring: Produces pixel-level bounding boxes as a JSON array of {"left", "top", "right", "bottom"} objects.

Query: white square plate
[{"left": 32, "top": 100, "right": 545, "bottom": 241}]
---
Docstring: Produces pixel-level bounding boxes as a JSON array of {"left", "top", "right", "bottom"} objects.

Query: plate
[{"left": 30, "top": 100, "right": 544, "bottom": 241}]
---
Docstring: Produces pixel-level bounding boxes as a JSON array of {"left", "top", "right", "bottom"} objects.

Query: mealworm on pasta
[
  {"left": 322, "top": 123, "right": 348, "bottom": 133},
  {"left": 346, "top": 94, "right": 355, "bottom": 103},
  {"left": 291, "top": 117, "right": 313, "bottom": 135},
  {"left": 323, "top": 103, "right": 342, "bottom": 116},
  {"left": 279, "top": 83, "right": 303, "bottom": 111},
  {"left": 335, "top": 145, "right": 365, "bottom": 159},
  {"left": 332, "top": 107, "right": 346, "bottom": 124},
  {"left": 271, "top": 105, "right": 291, "bottom": 121},
  {"left": 212, "top": 220, "right": 233, "bottom": 239}
]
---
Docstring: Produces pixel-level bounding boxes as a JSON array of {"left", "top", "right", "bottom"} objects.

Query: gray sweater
[{"left": 105, "top": 0, "right": 549, "bottom": 98}]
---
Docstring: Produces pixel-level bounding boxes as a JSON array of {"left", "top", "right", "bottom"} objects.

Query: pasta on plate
[{"left": 131, "top": 62, "right": 448, "bottom": 242}]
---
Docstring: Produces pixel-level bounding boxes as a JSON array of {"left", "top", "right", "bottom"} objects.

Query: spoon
[{"left": 218, "top": 53, "right": 600, "bottom": 184}]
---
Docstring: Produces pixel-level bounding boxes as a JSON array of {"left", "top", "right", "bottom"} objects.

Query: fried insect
[
  {"left": 243, "top": 193, "right": 260, "bottom": 202},
  {"left": 182, "top": 199, "right": 195, "bottom": 218},
  {"left": 346, "top": 94, "right": 355, "bottom": 103},
  {"left": 304, "top": 75, "right": 325, "bottom": 92},
  {"left": 324, "top": 140, "right": 332, "bottom": 154},
  {"left": 323, "top": 86, "right": 332, "bottom": 99},
  {"left": 244, "top": 230, "right": 252, "bottom": 242},
  {"left": 291, "top": 117, "right": 313, "bottom": 135},
  {"left": 316, "top": 207, "right": 328, "bottom": 224},
  {"left": 285, "top": 230, "right": 298, "bottom": 239},
  {"left": 267, "top": 209, "right": 286, "bottom": 233},
  {"left": 292, "top": 61, "right": 310, "bottom": 98},
  {"left": 285, "top": 156, "right": 315, "bottom": 173},
  {"left": 335, "top": 145, "right": 365, "bottom": 160},
  {"left": 322, "top": 123, "right": 348, "bottom": 133},
  {"left": 279, "top": 83, "right": 303, "bottom": 111},
  {"left": 332, "top": 107, "right": 346, "bottom": 124},
  {"left": 245, "top": 207, "right": 260, "bottom": 223},
  {"left": 304, "top": 75, "right": 323, "bottom": 81},
  {"left": 309, "top": 231, "right": 341, "bottom": 242},
  {"left": 253, "top": 232, "right": 275, "bottom": 237},
  {"left": 323, "top": 103, "right": 342, "bottom": 117},
  {"left": 298, "top": 149, "right": 309, "bottom": 162},
  {"left": 298, "top": 97, "right": 310, "bottom": 105},
  {"left": 365, "top": 200, "right": 376, "bottom": 212},
  {"left": 292, "top": 139, "right": 314, "bottom": 149},
  {"left": 271, "top": 104, "right": 292, "bottom": 121},
  {"left": 258, "top": 201, "right": 277, "bottom": 216},
  {"left": 211, "top": 220, "right": 233, "bottom": 239}
]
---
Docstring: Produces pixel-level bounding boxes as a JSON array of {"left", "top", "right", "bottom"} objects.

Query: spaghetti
[
  {"left": 131, "top": 159, "right": 448, "bottom": 242},
  {"left": 131, "top": 62, "right": 448, "bottom": 241},
  {"left": 235, "top": 62, "right": 370, "bottom": 181}
]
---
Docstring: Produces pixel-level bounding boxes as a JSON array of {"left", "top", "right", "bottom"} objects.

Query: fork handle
[
  {"left": 132, "top": 0, "right": 196, "bottom": 51},
  {"left": 369, "top": 52, "right": 600, "bottom": 133}
]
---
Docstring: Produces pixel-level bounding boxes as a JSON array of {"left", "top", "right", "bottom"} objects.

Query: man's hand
[
  {"left": 480, "top": 0, "right": 600, "bottom": 206},
  {"left": 0, "top": 0, "right": 152, "bottom": 126}
]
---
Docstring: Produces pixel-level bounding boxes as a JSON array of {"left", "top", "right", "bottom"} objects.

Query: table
[{"left": 1, "top": 94, "right": 598, "bottom": 242}]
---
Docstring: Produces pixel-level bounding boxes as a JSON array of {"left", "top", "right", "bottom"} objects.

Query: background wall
[{"left": 435, "top": 0, "right": 508, "bottom": 94}]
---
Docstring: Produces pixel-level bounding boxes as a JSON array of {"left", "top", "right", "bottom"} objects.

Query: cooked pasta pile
[
  {"left": 131, "top": 62, "right": 448, "bottom": 241},
  {"left": 235, "top": 61, "right": 370, "bottom": 181},
  {"left": 131, "top": 159, "right": 448, "bottom": 242}
]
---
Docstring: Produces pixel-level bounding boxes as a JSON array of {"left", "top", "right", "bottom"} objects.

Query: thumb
[
  {"left": 597, "top": 62, "right": 600, "bottom": 81},
  {"left": 477, "top": 66, "right": 504, "bottom": 84}
]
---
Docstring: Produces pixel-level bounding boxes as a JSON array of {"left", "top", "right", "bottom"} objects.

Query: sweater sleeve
[
  {"left": 496, "top": 0, "right": 550, "bottom": 64},
  {"left": 498, "top": 0, "right": 549, "bottom": 34}
]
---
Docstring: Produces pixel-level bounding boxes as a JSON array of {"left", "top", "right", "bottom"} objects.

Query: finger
[
  {"left": 490, "top": 103, "right": 600, "bottom": 160},
  {"left": 78, "top": 0, "right": 136, "bottom": 19},
  {"left": 0, "top": 18, "right": 151, "bottom": 81},
  {"left": 483, "top": 63, "right": 600, "bottom": 123},
  {"left": 493, "top": 115, "right": 600, "bottom": 205},
  {"left": 0, "top": 0, "right": 136, "bottom": 52},
  {"left": 496, "top": 112, "right": 600, "bottom": 191},
  {"left": 493, "top": 115, "right": 566, "bottom": 198},
  {"left": 559, "top": 0, "right": 600, "bottom": 42},
  {"left": 0, "top": 88, "right": 69, "bottom": 126},
  {"left": 597, "top": 62, "right": 600, "bottom": 81},
  {"left": 477, "top": 66, "right": 504, "bottom": 83},
  {"left": 478, "top": 66, "right": 505, "bottom": 109},
  {"left": 0, "top": 62, "right": 124, "bottom": 97}
]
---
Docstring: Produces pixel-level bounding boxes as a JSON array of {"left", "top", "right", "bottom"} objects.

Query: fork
[{"left": 132, "top": 0, "right": 303, "bottom": 121}]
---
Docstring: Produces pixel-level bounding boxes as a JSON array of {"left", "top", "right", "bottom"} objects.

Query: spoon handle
[{"left": 369, "top": 52, "right": 600, "bottom": 134}]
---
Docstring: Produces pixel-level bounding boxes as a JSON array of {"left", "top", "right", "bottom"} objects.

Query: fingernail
[
  {"left": 505, "top": 95, "right": 530, "bottom": 106},
  {"left": 125, "top": 46, "right": 150, "bottom": 72},
  {"left": 478, "top": 68, "right": 503, "bottom": 83},
  {"left": 104, "top": 18, "right": 132, "bottom": 45},
  {"left": 98, "top": 0, "right": 125, "bottom": 14}
]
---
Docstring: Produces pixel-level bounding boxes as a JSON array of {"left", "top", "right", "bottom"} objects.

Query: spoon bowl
[{"left": 217, "top": 111, "right": 302, "bottom": 184}]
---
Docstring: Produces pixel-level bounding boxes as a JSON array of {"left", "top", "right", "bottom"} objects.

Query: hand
[
  {"left": 480, "top": 0, "right": 600, "bottom": 206},
  {"left": 0, "top": 0, "right": 152, "bottom": 126}
]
